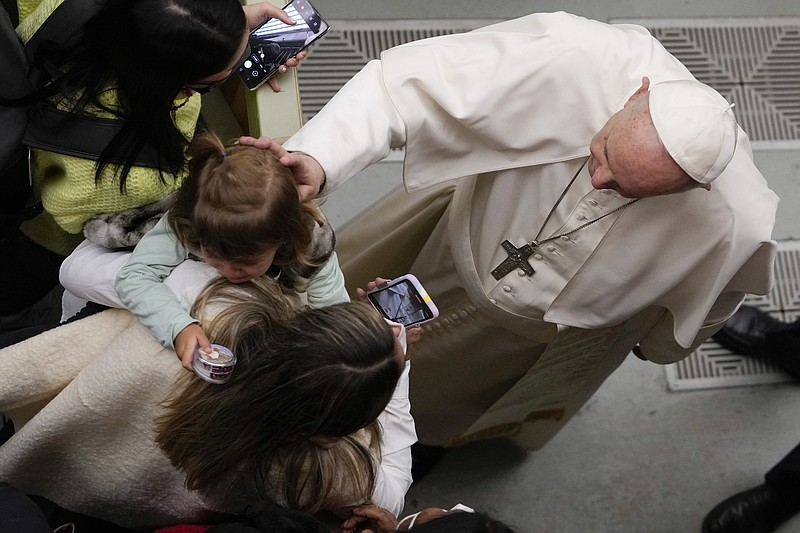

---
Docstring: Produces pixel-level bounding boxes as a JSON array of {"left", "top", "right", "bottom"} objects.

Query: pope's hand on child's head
[
  {"left": 238, "top": 135, "right": 326, "bottom": 202},
  {"left": 175, "top": 324, "right": 211, "bottom": 371}
]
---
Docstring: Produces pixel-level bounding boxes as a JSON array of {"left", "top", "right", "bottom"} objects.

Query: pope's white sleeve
[
  {"left": 638, "top": 291, "right": 746, "bottom": 364},
  {"left": 371, "top": 360, "right": 416, "bottom": 516},
  {"left": 282, "top": 60, "right": 406, "bottom": 193}
]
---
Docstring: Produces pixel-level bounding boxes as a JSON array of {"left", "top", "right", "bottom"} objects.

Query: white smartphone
[
  {"left": 366, "top": 274, "right": 439, "bottom": 327},
  {"left": 236, "top": 0, "right": 330, "bottom": 90}
]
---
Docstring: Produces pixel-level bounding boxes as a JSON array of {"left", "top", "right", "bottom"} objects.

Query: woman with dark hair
[{"left": 1, "top": 0, "right": 300, "bottom": 317}]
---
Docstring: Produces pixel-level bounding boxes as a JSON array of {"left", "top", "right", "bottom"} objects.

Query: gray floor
[
  {"left": 403, "top": 359, "right": 800, "bottom": 533},
  {"left": 312, "top": 2, "right": 800, "bottom": 531}
]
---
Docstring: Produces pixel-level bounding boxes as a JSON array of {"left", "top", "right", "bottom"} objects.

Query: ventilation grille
[
  {"left": 645, "top": 20, "right": 800, "bottom": 144},
  {"left": 298, "top": 18, "right": 800, "bottom": 143},
  {"left": 299, "top": 23, "right": 477, "bottom": 118},
  {"left": 665, "top": 240, "right": 800, "bottom": 391}
]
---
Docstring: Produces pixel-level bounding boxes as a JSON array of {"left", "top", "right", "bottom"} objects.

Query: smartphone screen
[
  {"left": 367, "top": 277, "right": 438, "bottom": 327},
  {"left": 237, "top": 0, "right": 329, "bottom": 90}
]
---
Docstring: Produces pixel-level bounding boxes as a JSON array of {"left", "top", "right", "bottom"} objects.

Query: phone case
[
  {"left": 367, "top": 274, "right": 439, "bottom": 327},
  {"left": 237, "top": 0, "right": 330, "bottom": 90}
]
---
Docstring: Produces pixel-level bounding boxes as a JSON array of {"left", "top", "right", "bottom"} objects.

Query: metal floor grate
[
  {"left": 297, "top": 21, "right": 478, "bottom": 119},
  {"left": 665, "top": 240, "right": 800, "bottom": 391},
  {"left": 298, "top": 18, "right": 800, "bottom": 145},
  {"left": 632, "top": 18, "right": 800, "bottom": 145}
]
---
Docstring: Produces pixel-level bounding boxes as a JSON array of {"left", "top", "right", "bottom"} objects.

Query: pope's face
[{"left": 587, "top": 97, "right": 701, "bottom": 198}]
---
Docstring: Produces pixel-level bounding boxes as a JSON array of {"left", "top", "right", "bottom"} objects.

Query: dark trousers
[
  {"left": 0, "top": 230, "right": 64, "bottom": 316},
  {"left": 0, "top": 482, "right": 54, "bottom": 533},
  {"left": 0, "top": 470, "right": 137, "bottom": 533},
  {"left": 0, "top": 300, "right": 110, "bottom": 349},
  {"left": 766, "top": 442, "right": 800, "bottom": 495}
]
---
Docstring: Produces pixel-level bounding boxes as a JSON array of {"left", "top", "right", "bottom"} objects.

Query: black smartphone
[
  {"left": 236, "top": 0, "right": 330, "bottom": 91},
  {"left": 366, "top": 274, "right": 440, "bottom": 328}
]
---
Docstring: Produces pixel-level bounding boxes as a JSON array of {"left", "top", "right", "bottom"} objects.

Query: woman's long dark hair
[
  {"left": 155, "top": 279, "right": 402, "bottom": 512},
  {"left": 10, "top": 0, "right": 246, "bottom": 190}
]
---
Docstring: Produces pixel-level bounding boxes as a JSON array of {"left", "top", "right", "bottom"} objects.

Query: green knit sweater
[{"left": 17, "top": 0, "right": 201, "bottom": 256}]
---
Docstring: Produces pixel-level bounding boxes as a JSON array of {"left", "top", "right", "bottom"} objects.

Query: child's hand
[
  {"left": 174, "top": 324, "right": 211, "bottom": 371},
  {"left": 406, "top": 325, "right": 423, "bottom": 345},
  {"left": 341, "top": 504, "right": 398, "bottom": 533}
]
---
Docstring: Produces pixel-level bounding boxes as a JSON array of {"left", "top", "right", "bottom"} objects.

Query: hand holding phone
[
  {"left": 366, "top": 274, "right": 439, "bottom": 328},
  {"left": 237, "top": 0, "right": 330, "bottom": 91}
]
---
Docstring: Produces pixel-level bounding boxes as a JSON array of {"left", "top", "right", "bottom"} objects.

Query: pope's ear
[{"left": 624, "top": 76, "right": 651, "bottom": 107}]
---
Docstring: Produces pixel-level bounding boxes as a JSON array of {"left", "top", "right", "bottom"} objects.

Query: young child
[{"left": 114, "top": 131, "right": 348, "bottom": 368}]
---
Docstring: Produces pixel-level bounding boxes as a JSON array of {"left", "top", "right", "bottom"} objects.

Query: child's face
[{"left": 202, "top": 245, "right": 279, "bottom": 284}]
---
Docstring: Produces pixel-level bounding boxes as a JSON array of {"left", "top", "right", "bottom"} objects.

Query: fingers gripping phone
[
  {"left": 236, "top": 0, "right": 330, "bottom": 91},
  {"left": 367, "top": 274, "right": 439, "bottom": 328}
]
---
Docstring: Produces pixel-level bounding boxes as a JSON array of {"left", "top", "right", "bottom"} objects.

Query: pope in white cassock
[{"left": 262, "top": 11, "right": 779, "bottom": 449}]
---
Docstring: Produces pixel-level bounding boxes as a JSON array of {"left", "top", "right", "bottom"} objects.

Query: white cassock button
[
  {"left": 502, "top": 285, "right": 512, "bottom": 293},
  {"left": 533, "top": 254, "right": 543, "bottom": 261},
  {"left": 576, "top": 213, "right": 587, "bottom": 221}
]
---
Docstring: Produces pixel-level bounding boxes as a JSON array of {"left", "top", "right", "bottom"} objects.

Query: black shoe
[
  {"left": 0, "top": 415, "right": 13, "bottom": 446},
  {"left": 713, "top": 306, "right": 798, "bottom": 357},
  {"left": 410, "top": 443, "right": 447, "bottom": 484},
  {"left": 702, "top": 484, "right": 800, "bottom": 533},
  {"left": 765, "top": 328, "right": 800, "bottom": 381}
]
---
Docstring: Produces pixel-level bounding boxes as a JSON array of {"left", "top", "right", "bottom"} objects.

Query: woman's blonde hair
[
  {"left": 154, "top": 278, "right": 401, "bottom": 512},
  {"left": 168, "top": 131, "right": 324, "bottom": 271}
]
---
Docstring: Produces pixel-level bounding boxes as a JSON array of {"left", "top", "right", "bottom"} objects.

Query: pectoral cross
[{"left": 491, "top": 239, "right": 536, "bottom": 280}]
